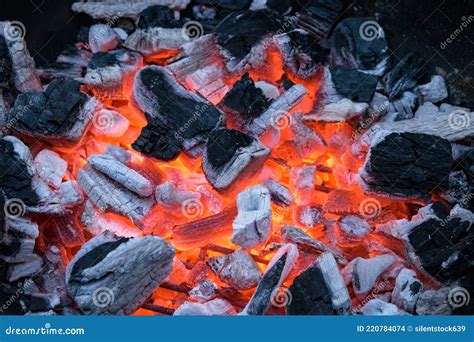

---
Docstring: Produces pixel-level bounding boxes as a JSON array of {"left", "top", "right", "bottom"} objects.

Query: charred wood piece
[
  {"left": 295, "top": 0, "right": 343, "bottom": 40},
  {"left": 264, "top": 178, "right": 292, "bottom": 207},
  {"left": 330, "top": 66, "right": 377, "bottom": 102}
]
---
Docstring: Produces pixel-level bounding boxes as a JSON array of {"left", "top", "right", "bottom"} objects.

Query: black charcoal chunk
[
  {"left": 88, "top": 52, "right": 118, "bottom": 69},
  {"left": 137, "top": 5, "right": 182, "bottom": 29},
  {"left": 360, "top": 132, "right": 452, "bottom": 198},
  {"left": 296, "top": 0, "right": 344, "bottom": 39},
  {"left": 266, "top": 0, "right": 291, "bottom": 14},
  {"left": 383, "top": 54, "right": 426, "bottom": 99},
  {"left": 215, "top": 10, "right": 283, "bottom": 60},
  {"left": 206, "top": 128, "right": 254, "bottom": 169},
  {"left": 197, "top": 0, "right": 251, "bottom": 10},
  {"left": 330, "top": 66, "right": 377, "bottom": 102},
  {"left": 0, "top": 35, "right": 12, "bottom": 88},
  {"left": 331, "top": 17, "right": 389, "bottom": 74},
  {"left": 220, "top": 73, "right": 271, "bottom": 124}
]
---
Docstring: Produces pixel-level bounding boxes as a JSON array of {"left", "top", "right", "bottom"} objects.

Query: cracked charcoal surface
[
  {"left": 8, "top": 79, "right": 87, "bottom": 137},
  {"left": 362, "top": 132, "right": 452, "bottom": 198},
  {"left": 0, "top": 139, "right": 38, "bottom": 205},
  {"left": 215, "top": 10, "right": 284, "bottom": 60},
  {"left": 287, "top": 30, "right": 330, "bottom": 65},
  {"left": 88, "top": 52, "right": 119, "bottom": 69},
  {"left": 383, "top": 54, "right": 427, "bottom": 99},
  {"left": 137, "top": 5, "right": 183, "bottom": 29},
  {"left": 206, "top": 128, "right": 254, "bottom": 169},
  {"left": 220, "top": 73, "right": 271, "bottom": 122},
  {"left": 330, "top": 66, "right": 377, "bottom": 102},
  {"left": 297, "top": 0, "right": 344, "bottom": 39}
]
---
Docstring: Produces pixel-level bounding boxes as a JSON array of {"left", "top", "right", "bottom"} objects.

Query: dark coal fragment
[
  {"left": 296, "top": 0, "right": 344, "bottom": 39},
  {"left": 0, "top": 139, "right": 37, "bottom": 205},
  {"left": 0, "top": 35, "right": 12, "bottom": 88},
  {"left": 360, "top": 132, "right": 452, "bottom": 198},
  {"left": 287, "top": 263, "right": 335, "bottom": 315},
  {"left": 206, "top": 128, "right": 253, "bottom": 169},
  {"left": 137, "top": 5, "right": 182, "bottom": 29},
  {"left": 330, "top": 66, "right": 377, "bottom": 102},
  {"left": 197, "top": 0, "right": 251, "bottom": 10},
  {"left": 266, "top": 0, "right": 291, "bottom": 14},
  {"left": 408, "top": 216, "right": 473, "bottom": 283},
  {"left": 214, "top": 10, "right": 283, "bottom": 60},
  {"left": 330, "top": 17, "right": 389, "bottom": 74},
  {"left": 383, "top": 54, "right": 426, "bottom": 99},
  {"left": 132, "top": 66, "right": 223, "bottom": 161},
  {"left": 220, "top": 73, "right": 271, "bottom": 125},
  {"left": 88, "top": 51, "right": 118, "bottom": 69}
]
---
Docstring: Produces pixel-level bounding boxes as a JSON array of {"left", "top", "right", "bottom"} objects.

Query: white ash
[
  {"left": 338, "top": 215, "right": 371, "bottom": 240},
  {"left": 290, "top": 165, "right": 315, "bottom": 205},
  {"left": 6, "top": 216, "right": 39, "bottom": 239},
  {"left": 255, "top": 81, "right": 280, "bottom": 100},
  {"left": 231, "top": 185, "right": 272, "bottom": 248},
  {"left": 181, "top": 64, "right": 229, "bottom": 104},
  {"left": 189, "top": 280, "right": 217, "bottom": 303},
  {"left": 308, "top": 98, "right": 368, "bottom": 123},
  {"left": 415, "top": 288, "right": 452, "bottom": 315},
  {"left": 196, "top": 185, "right": 222, "bottom": 214},
  {"left": 0, "top": 237, "right": 36, "bottom": 263},
  {"left": 66, "top": 234, "right": 175, "bottom": 315},
  {"left": 415, "top": 75, "right": 448, "bottom": 104},
  {"left": 296, "top": 205, "right": 323, "bottom": 229},
  {"left": 207, "top": 249, "right": 261, "bottom": 290},
  {"left": 91, "top": 109, "right": 129, "bottom": 138},
  {"left": 106, "top": 145, "right": 131, "bottom": 164},
  {"left": 391, "top": 268, "right": 423, "bottom": 313},
  {"left": 124, "top": 27, "right": 188, "bottom": 56},
  {"left": 56, "top": 181, "right": 84, "bottom": 207},
  {"left": 264, "top": 178, "right": 292, "bottom": 207},
  {"left": 174, "top": 298, "right": 236, "bottom": 316},
  {"left": 155, "top": 181, "right": 200, "bottom": 209},
  {"left": 7, "top": 254, "right": 43, "bottom": 282},
  {"left": 89, "top": 24, "right": 121, "bottom": 53},
  {"left": 34, "top": 149, "right": 67, "bottom": 188},
  {"left": 440, "top": 171, "right": 470, "bottom": 204},
  {"left": 292, "top": 112, "right": 326, "bottom": 158},
  {"left": 386, "top": 91, "right": 417, "bottom": 121},
  {"left": 367, "top": 92, "right": 389, "bottom": 118},
  {"left": 88, "top": 154, "right": 153, "bottom": 197},
  {"left": 361, "top": 299, "right": 407, "bottom": 316},
  {"left": 352, "top": 254, "right": 396, "bottom": 298}
]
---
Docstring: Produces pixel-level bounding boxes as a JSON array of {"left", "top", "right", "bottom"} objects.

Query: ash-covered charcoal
[
  {"left": 296, "top": 205, "right": 323, "bottom": 229},
  {"left": 383, "top": 54, "right": 426, "bottom": 99},
  {"left": 132, "top": 65, "right": 223, "bottom": 161},
  {"left": 7, "top": 79, "right": 98, "bottom": 143},
  {"left": 338, "top": 215, "right": 371, "bottom": 241},
  {"left": 359, "top": 132, "right": 453, "bottom": 198},
  {"left": 276, "top": 30, "right": 330, "bottom": 80},
  {"left": 391, "top": 268, "right": 422, "bottom": 313},
  {"left": 189, "top": 280, "right": 217, "bottom": 303},
  {"left": 174, "top": 298, "right": 236, "bottom": 316},
  {"left": 231, "top": 184, "right": 272, "bottom": 248},
  {"left": 296, "top": 0, "right": 343, "bottom": 40},
  {"left": 416, "top": 288, "right": 452, "bottom": 315},
  {"left": 287, "top": 252, "right": 351, "bottom": 315},
  {"left": 66, "top": 234, "right": 175, "bottom": 315},
  {"left": 408, "top": 207, "right": 474, "bottom": 283},
  {"left": 360, "top": 299, "right": 406, "bottom": 316},
  {"left": 202, "top": 128, "right": 270, "bottom": 191},
  {"left": 0, "top": 21, "right": 42, "bottom": 93},
  {"left": 441, "top": 171, "right": 471, "bottom": 205},
  {"left": 6, "top": 254, "right": 43, "bottom": 282},
  {"left": 77, "top": 164, "right": 154, "bottom": 222},
  {"left": 155, "top": 181, "right": 200, "bottom": 209},
  {"left": 330, "top": 66, "right": 377, "bottom": 102},
  {"left": 281, "top": 226, "right": 347, "bottom": 265},
  {"left": 220, "top": 73, "right": 271, "bottom": 128},
  {"left": 124, "top": 5, "right": 189, "bottom": 56},
  {"left": 307, "top": 98, "right": 368, "bottom": 123},
  {"left": 71, "top": 0, "right": 191, "bottom": 19},
  {"left": 214, "top": 10, "right": 284, "bottom": 70},
  {"left": 89, "top": 24, "right": 121, "bottom": 53},
  {"left": 330, "top": 17, "right": 389, "bottom": 75},
  {"left": 242, "top": 244, "right": 298, "bottom": 315},
  {"left": 264, "top": 178, "right": 292, "bottom": 207},
  {"left": 415, "top": 75, "right": 448, "bottom": 104},
  {"left": 34, "top": 150, "right": 67, "bottom": 189},
  {"left": 350, "top": 254, "right": 396, "bottom": 298},
  {"left": 207, "top": 249, "right": 261, "bottom": 290},
  {"left": 0, "top": 35, "right": 13, "bottom": 88},
  {"left": 387, "top": 91, "right": 417, "bottom": 121}
]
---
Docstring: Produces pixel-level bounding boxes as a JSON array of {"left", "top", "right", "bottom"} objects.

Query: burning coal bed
[{"left": 0, "top": 0, "right": 473, "bottom": 316}]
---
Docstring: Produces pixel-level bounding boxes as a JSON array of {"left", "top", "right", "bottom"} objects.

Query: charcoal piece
[
  {"left": 89, "top": 24, "right": 120, "bottom": 53},
  {"left": 202, "top": 128, "right": 270, "bottom": 191},
  {"left": 296, "top": 0, "right": 343, "bottom": 40},
  {"left": 441, "top": 171, "right": 470, "bottom": 205},
  {"left": 391, "top": 268, "right": 422, "bottom": 313},
  {"left": 174, "top": 298, "right": 236, "bottom": 315},
  {"left": 66, "top": 234, "right": 175, "bottom": 315},
  {"left": 207, "top": 249, "right": 261, "bottom": 290},
  {"left": 307, "top": 98, "right": 368, "bottom": 122},
  {"left": 137, "top": 5, "right": 182, "bottom": 29},
  {"left": 34, "top": 150, "right": 67, "bottom": 189},
  {"left": 287, "top": 253, "right": 351, "bottom": 315},
  {"left": 88, "top": 52, "right": 118, "bottom": 69},
  {"left": 0, "top": 282, "right": 27, "bottom": 314},
  {"left": 415, "top": 288, "right": 451, "bottom": 315},
  {"left": 383, "top": 54, "right": 426, "bottom": 99},
  {"left": 330, "top": 66, "right": 377, "bottom": 102},
  {"left": 330, "top": 17, "right": 389, "bottom": 75},
  {"left": 388, "top": 91, "right": 417, "bottom": 120},
  {"left": 360, "top": 299, "right": 405, "bottom": 315},
  {"left": 408, "top": 215, "right": 474, "bottom": 283},
  {"left": 0, "top": 137, "right": 37, "bottom": 205},
  {"left": 0, "top": 35, "right": 12, "bottom": 88},
  {"left": 7, "top": 79, "right": 97, "bottom": 142},
  {"left": 264, "top": 179, "right": 292, "bottom": 207},
  {"left": 214, "top": 10, "right": 283, "bottom": 61},
  {"left": 338, "top": 215, "right": 371, "bottom": 240},
  {"left": 220, "top": 73, "right": 271, "bottom": 124},
  {"left": 415, "top": 75, "right": 448, "bottom": 104},
  {"left": 360, "top": 132, "right": 453, "bottom": 198},
  {"left": 352, "top": 254, "right": 396, "bottom": 298},
  {"left": 132, "top": 66, "right": 223, "bottom": 161}
]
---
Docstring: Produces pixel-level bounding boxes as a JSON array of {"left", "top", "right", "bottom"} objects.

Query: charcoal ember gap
[
  {"left": 287, "top": 252, "right": 351, "bottom": 315},
  {"left": 330, "top": 17, "right": 389, "bottom": 75},
  {"left": 202, "top": 128, "right": 270, "bottom": 191},
  {"left": 330, "top": 66, "right": 377, "bottom": 102},
  {"left": 359, "top": 132, "right": 453, "bottom": 198},
  {"left": 7, "top": 79, "right": 98, "bottom": 143},
  {"left": 242, "top": 244, "right": 298, "bottom": 315},
  {"left": 295, "top": 0, "right": 344, "bottom": 40},
  {"left": 66, "top": 234, "right": 175, "bottom": 315},
  {"left": 132, "top": 65, "right": 223, "bottom": 161}
]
